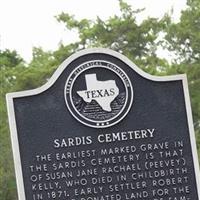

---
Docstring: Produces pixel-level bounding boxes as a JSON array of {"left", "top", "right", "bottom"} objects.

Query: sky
[{"left": 0, "top": 0, "right": 187, "bottom": 62}]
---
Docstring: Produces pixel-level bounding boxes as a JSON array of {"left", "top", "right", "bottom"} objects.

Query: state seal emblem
[{"left": 64, "top": 60, "right": 133, "bottom": 128}]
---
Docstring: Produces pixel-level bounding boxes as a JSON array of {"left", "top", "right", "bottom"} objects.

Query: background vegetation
[{"left": 0, "top": 0, "right": 199, "bottom": 199}]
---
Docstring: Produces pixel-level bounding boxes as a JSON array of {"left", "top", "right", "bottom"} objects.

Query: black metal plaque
[{"left": 7, "top": 49, "right": 200, "bottom": 200}]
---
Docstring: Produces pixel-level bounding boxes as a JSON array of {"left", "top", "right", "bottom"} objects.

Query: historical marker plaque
[{"left": 6, "top": 49, "right": 200, "bottom": 200}]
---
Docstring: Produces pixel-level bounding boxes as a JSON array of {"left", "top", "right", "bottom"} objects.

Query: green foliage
[
  {"left": 0, "top": 49, "right": 23, "bottom": 69},
  {"left": 56, "top": 2, "right": 168, "bottom": 73},
  {"left": 53, "top": 43, "right": 79, "bottom": 64},
  {"left": 165, "top": 0, "right": 200, "bottom": 63},
  {"left": 0, "top": 50, "right": 24, "bottom": 200},
  {"left": 163, "top": 0, "right": 200, "bottom": 157},
  {"left": 0, "top": 0, "right": 200, "bottom": 199}
]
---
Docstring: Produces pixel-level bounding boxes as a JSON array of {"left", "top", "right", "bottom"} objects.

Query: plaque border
[{"left": 6, "top": 48, "right": 200, "bottom": 200}]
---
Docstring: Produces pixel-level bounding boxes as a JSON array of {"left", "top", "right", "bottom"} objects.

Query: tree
[
  {"left": 163, "top": 0, "right": 200, "bottom": 157},
  {"left": 0, "top": 49, "right": 23, "bottom": 69},
  {"left": 0, "top": 50, "right": 24, "bottom": 200},
  {"left": 56, "top": 0, "right": 169, "bottom": 74}
]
